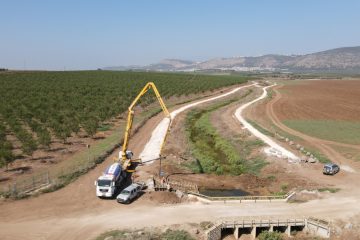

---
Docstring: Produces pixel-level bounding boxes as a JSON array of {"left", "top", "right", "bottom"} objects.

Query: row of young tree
[
  {"left": 0, "top": 71, "right": 249, "bottom": 167},
  {"left": 0, "top": 124, "right": 14, "bottom": 168}
]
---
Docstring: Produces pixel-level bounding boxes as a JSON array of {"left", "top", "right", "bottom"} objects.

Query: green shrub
[
  {"left": 281, "top": 183, "right": 288, "bottom": 192},
  {"left": 267, "top": 175, "right": 276, "bottom": 181},
  {"left": 161, "top": 229, "right": 195, "bottom": 240},
  {"left": 247, "top": 119, "right": 274, "bottom": 137},
  {"left": 186, "top": 108, "right": 244, "bottom": 175},
  {"left": 185, "top": 94, "right": 267, "bottom": 176},
  {"left": 95, "top": 230, "right": 125, "bottom": 240},
  {"left": 318, "top": 187, "right": 340, "bottom": 193},
  {"left": 94, "top": 229, "right": 195, "bottom": 240},
  {"left": 258, "top": 230, "right": 283, "bottom": 240}
]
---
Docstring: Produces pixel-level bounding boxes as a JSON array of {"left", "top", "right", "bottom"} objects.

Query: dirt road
[
  {"left": 1, "top": 81, "right": 360, "bottom": 240},
  {"left": 234, "top": 84, "right": 299, "bottom": 161},
  {"left": 2, "top": 194, "right": 360, "bottom": 240}
]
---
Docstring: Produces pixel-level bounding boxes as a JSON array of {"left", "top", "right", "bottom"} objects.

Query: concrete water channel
[
  {"left": 152, "top": 178, "right": 331, "bottom": 239},
  {"left": 199, "top": 189, "right": 249, "bottom": 197}
]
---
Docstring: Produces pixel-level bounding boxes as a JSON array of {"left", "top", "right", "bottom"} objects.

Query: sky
[{"left": 0, "top": 0, "right": 359, "bottom": 70}]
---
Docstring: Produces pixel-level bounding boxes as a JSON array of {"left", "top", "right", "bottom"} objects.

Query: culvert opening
[
  {"left": 238, "top": 227, "right": 252, "bottom": 237},
  {"left": 256, "top": 227, "right": 271, "bottom": 237},
  {"left": 290, "top": 225, "right": 305, "bottom": 235},
  {"left": 273, "top": 226, "right": 288, "bottom": 233},
  {"left": 221, "top": 228, "right": 235, "bottom": 238}
]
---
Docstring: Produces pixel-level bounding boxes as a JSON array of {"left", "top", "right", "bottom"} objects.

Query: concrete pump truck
[{"left": 95, "top": 82, "right": 170, "bottom": 198}]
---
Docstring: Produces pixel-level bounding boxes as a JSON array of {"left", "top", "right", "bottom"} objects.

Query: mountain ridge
[{"left": 104, "top": 46, "right": 360, "bottom": 73}]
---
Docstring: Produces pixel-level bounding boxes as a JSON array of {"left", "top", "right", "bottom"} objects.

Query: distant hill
[{"left": 103, "top": 46, "right": 360, "bottom": 73}]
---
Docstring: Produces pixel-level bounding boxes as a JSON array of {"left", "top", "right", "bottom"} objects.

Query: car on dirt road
[
  {"left": 116, "top": 182, "right": 144, "bottom": 204},
  {"left": 323, "top": 163, "right": 340, "bottom": 175}
]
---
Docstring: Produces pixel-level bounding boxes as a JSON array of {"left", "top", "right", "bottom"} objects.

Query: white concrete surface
[
  {"left": 234, "top": 84, "right": 300, "bottom": 161},
  {"left": 139, "top": 83, "right": 256, "bottom": 162}
]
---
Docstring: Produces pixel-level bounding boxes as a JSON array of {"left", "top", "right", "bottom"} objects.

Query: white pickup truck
[{"left": 116, "top": 182, "right": 144, "bottom": 204}]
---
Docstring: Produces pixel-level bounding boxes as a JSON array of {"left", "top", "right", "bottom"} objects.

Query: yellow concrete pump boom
[{"left": 121, "top": 82, "right": 170, "bottom": 166}]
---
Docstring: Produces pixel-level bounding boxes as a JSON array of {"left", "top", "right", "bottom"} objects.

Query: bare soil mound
[{"left": 144, "top": 191, "right": 182, "bottom": 204}]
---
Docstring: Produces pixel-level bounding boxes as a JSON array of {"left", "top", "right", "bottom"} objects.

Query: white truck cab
[{"left": 95, "top": 162, "right": 125, "bottom": 198}]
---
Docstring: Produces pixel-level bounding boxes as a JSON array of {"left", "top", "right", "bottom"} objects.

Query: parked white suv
[{"left": 116, "top": 183, "right": 143, "bottom": 204}]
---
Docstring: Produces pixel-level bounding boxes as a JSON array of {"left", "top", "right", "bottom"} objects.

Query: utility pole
[
  {"left": 159, "top": 154, "right": 162, "bottom": 177},
  {"left": 87, "top": 144, "right": 91, "bottom": 162},
  {"left": 158, "top": 155, "right": 166, "bottom": 177}
]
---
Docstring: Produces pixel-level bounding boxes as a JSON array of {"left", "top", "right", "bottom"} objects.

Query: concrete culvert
[
  {"left": 255, "top": 227, "right": 271, "bottom": 237},
  {"left": 221, "top": 228, "right": 236, "bottom": 239},
  {"left": 237, "top": 227, "right": 252, "bottom": 238},
  {"left": 273, "top": 226, "right": 287, "bottom": 233}
]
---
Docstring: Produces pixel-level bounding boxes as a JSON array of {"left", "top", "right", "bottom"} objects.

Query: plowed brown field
[
  {"left": 274, "top": 80, "right": 360, "bottom": 121},
  {"left": 267, "top": 80, "right": 360, "bottom": 167}
]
